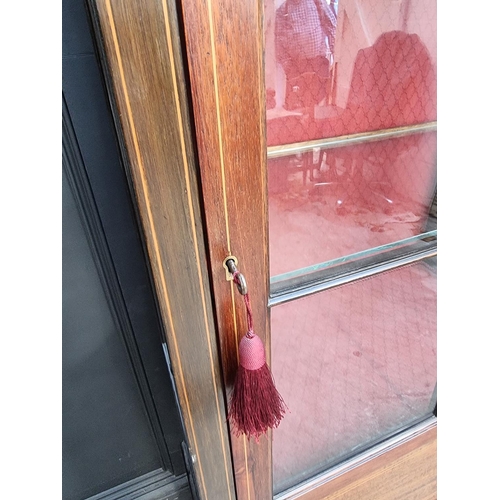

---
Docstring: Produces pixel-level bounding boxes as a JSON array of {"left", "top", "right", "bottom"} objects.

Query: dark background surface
[{"left": 62, "top": 0, "right": 187, "bottom": 498}]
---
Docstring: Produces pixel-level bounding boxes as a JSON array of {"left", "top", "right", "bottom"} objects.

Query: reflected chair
[{"left": 319, "top": 30, "right": 437, "bottom": 218}]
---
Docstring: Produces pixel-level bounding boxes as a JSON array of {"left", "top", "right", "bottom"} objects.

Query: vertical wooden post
[
  {"left": 179, "top": 0, "right": 272, "bottom": 498},
  {"left": 89, "top": 0, "right": 238, "bottom": 498}
]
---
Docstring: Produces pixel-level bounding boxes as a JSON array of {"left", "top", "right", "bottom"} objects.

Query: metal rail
[
  {"left": 267, "top": 121, "right": 437, "bottom": 159},
  {"left": 269, "top": 246, "right": 436, "bottom": 307}
]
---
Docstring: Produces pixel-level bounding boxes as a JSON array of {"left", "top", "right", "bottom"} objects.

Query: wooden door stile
[
  {"left": 89, "top": 1, "right": 236, "bottom": 499},
  {"left": 178, "top": 0, "right": 272, "bottom": 498}
]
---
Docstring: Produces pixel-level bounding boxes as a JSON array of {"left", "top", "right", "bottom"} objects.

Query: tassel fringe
[{"left": 228, "top": 362, "right": 287, "bottom": 440}]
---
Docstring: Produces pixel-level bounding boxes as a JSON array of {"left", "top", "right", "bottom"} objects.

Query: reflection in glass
[
  {"left": 265, "top": 0, "right": 438, "bottom": 493},
  {"left": 274, "top": 0, "right": 337, "bottom": 111},
  {"left": 265, "top": 0, "right": 437, "bottom": 278},
  {"left": 268, "top": 131, "right": 437, "bottom": 276},
  {"left": 271, "top": 260, "right": 437, "bottom": 492},
  {"left": 270, "top": 229, "right": 436, "bottom": 286}
]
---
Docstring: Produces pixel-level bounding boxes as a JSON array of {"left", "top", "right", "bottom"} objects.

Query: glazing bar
[
  {"left": 267, "top": 121, "right": 437, "bottom": 159},
  {"left": 268, "top": 247, "right": 436, "bottom": 307},
  {"left": 270, "top": 230, "right": 437, "bottom": 285}
]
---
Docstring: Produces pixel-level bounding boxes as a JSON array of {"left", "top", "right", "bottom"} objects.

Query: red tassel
[{"left": 228, "top": 272, "right": 287, "bottom": 440}]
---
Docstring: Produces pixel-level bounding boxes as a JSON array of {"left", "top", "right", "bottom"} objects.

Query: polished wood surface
[
  {"left": 287, "top": 426, "right": 437, "bottom": 500},
  {"left": 179, "top": 0, "right": 272, "bottom": 498},
  {"left": 89, "top": 1, "right": 236, "bottom": 498}
]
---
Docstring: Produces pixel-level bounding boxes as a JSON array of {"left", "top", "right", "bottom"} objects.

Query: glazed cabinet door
[{"left": 90, "top": 0, "right": 437, "bottom": 498}]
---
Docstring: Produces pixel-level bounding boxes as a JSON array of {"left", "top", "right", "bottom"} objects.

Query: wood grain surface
[
  {"left": 178, "top": 0, "right": 272, "bottom": 498},
  {"left": 89, "top": 1, "right": 236, "bottom": 498}
]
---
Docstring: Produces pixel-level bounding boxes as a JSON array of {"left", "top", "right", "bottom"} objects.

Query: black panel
[
  {"left": 62, "top": 48, "right": 185, "bottom": 474},
  {"left": 62, "top": 0, "right": 95, "bottom": 56},
  {"left": 62, "top": 168, "right": 161, "bottom": 499}
]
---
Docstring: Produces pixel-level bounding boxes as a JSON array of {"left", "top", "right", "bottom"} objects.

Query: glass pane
[
  {"left": 271, "top": 260, "right": 437, "bottom": 492},
  {"left": 270, "top": 229, "right": 436, "bottom": 286},
  {"left": 265, "top": 0, "right": 437, "bottom": 278}
]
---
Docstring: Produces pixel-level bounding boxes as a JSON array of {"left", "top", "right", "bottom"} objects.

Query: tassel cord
[{"left": 233, "top": 271, "right": 254, "bottom": 338}]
